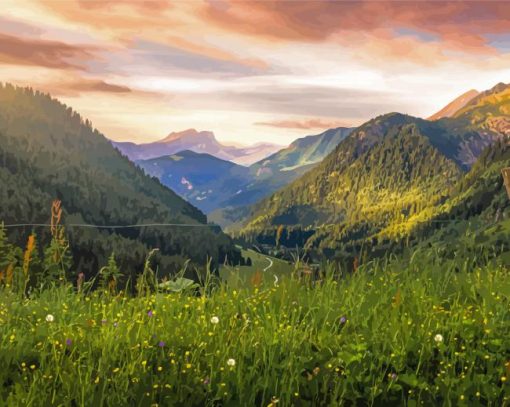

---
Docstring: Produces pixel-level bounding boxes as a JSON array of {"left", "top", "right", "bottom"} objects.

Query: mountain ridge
[
  {"left": 238, "top": 83, "right": 510, "bottom": 257},
  {"left": 428, "top": 89, "right": 479, "bottom": 120},
  {"left": 112, "top": 129, "right": 283, "bottom": 166},
  {"left": 0, "top": 83, "right": 240, "bottom": 278}
]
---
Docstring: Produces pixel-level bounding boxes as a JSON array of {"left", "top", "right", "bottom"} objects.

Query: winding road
[{"left": 263, "top": 257, "right": 274, "bottom": 272}]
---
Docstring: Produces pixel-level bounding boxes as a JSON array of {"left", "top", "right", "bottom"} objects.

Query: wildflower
[
  {"left": 434, "top": 334, "right": 443, "bottom": 343},
  {"left": 65, "top": 338, "right": 72, "bottom": 346},
  {"left": 113, "top": 322, "right": 118, "bottom": 328},
  {"left": 158, "top": 341, "right": 165, "bottom": 348},
  {"left": 227, "top": 358, "right": 236, "bottom": 367},
  {"left": 147, "top": 310, "right": 153, "bottom": 318},
  {"left": 390, "top": 373, "right": 398, "bottom": 380},
  {"left": 210, "top": 316, "right": 219, "bottom": 324},
  {"left": 269, "top": 396, "right": 280, "bottom": 405},
  {"left": 46, "top": 314, "right": 55, "bottom": 322},
  {"left": 203, "top": 377, "right": 210, "bottom": 385},
  {"left": 339, "top": 316, "right": 347, "bottom": 324}
]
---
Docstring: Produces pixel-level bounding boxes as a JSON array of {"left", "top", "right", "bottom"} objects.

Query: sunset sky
[{"left": 2, "top": 1, "right": 510, "bottom": 145}]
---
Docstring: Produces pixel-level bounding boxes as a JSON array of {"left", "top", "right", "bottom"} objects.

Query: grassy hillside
[{"left": 0, "top": 83, "right": 240, "bottom": 279}]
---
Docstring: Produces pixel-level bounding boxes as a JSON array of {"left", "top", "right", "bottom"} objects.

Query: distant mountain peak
[
  {"left": 112, "top": 128, "right": 282, "bottom": 165},
  {"left": 428, "top": 89, "right": 479, "bottom": 120},
  {"left": 161, "top": 128, "right": 215, "bottom": 143}
]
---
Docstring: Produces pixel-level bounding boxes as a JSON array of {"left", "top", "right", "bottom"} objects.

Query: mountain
[
  {"left": 137, "top": 151, "right": 252, "bottom": 213},
  {"left": 239, "top": 83, "right": 510, "bottom": 258},
  {"left": 0, "top": 83, "right": 240, "bottom": 279},
  {"left": 112, "top": 129, "right": 282, "bottom": 166},
  {"left": 231, "top": 142, "right": 286, "bottom": 166},
  {"left": 250, "top": 127, "right": 353, "bottom": 174},
  {"left": 428, "top": 89, "right": 479, "bottom": 120},
  {"left": 406, "top": 137, "right": 510, "bottom": 262},
  {"left": 134, "top": 127, "right": 353, "bottom": 227},
  {"left": 208, "top": 127, "right": 353, "bottom": 227}
]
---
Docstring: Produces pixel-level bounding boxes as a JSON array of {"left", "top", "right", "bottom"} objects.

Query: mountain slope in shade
[
  {"left": 112, "top": 129, "right": 282, "bottom": 166},
  {"left": 428, "top": 89, "right": 479, "bottom": 120},
  {"left": 0, "top": 84, "right": 240, "bottom": 278},
  {"left": 137, "top": 151, "right": 252, "bottom": 213},
  {"left": 239, "top": 83, "right": 510, "bottom": 256}
]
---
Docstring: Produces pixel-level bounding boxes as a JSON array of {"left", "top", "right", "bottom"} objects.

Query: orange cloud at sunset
[
  {"left": 1, "top": 1, "right": 509, "bottom": 145},
  {"left": 256, "top": 119, "right": 353, "bottom": 130}
]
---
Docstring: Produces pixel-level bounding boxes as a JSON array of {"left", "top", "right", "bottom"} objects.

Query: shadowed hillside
[{"left": 0, "top": 83, "right": 240, "bottom": 280}]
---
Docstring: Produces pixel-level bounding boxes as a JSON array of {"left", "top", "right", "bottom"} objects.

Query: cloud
[
  {"left": 202, "top": 1, "right": 510, "bottom": 53},
  {"left": 216, "top": 85, "right": 405, "bottom": 119},
  {"left": 0, "top": 32, "right": 96, "bottom": 70},
  {"left": 255, "top": 118, "right": 352, "bottom": 130},
  {"left": 128, "top": 40, "right": 268, "bottom": 77},
  {"left": 67, "top": 79, "right": 131, "bottom": 94},
  {"left": 76, "top": 0, "right": 172, "bottom": 13}
]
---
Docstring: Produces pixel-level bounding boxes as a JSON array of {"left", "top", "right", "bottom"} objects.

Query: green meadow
[{"left": 2, "top": 248, "right": 510, "bottom": 406}]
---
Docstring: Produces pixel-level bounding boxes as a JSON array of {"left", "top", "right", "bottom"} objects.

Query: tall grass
[{"left": 1, "top": 252, "right": 510, "bottom": 406}]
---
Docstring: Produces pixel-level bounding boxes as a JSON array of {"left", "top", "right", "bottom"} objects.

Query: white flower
[
  {"left": 210, "top": 316, "right": 219, "bottom": 325},
  {"left": 434, "top": 334, "right": 443, "bottom": 343},
  {"left": 227, "top": 358, "right": 236, "bottom": 367},
  {"left": 45, "top": 314, "right": 55, "bottom": 323}
]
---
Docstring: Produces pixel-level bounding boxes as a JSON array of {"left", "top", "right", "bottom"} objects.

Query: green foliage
[
  {"left": 240, "top": 83, "right": 510, "bottom": 261},
  {"left": 1, "top": 251, "right": 510, "bottom": 405},
  {"left": 42, "top": 230, "right": 72, "bottom": 286},
  {"left": 99, "top": 253, "right": 122, "bottom": 293},
  {"left": 158, "top": 277, "right": 198, "bottom": 293}
]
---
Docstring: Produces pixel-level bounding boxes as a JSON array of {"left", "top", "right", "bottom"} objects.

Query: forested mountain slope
[
  {"left": 239, "top": 83, "right": 510, "bottom": 258},
  {"left": 0, "top": 83, "right": 240, "bottom": 278},
  {"left": 209, "top": 127, "right": 353, "bottom": 228}
]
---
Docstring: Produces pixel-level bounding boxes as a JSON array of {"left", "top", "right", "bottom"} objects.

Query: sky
[{"left": 1, "top": 1, "right": 510, "bottom": 146}]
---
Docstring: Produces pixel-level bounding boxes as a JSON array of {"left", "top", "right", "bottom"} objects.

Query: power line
[{"left": 2, "top": 223, "right": 218, "bottom": 229}]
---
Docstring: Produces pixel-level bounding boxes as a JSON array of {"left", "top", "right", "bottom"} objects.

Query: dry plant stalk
[
  {"left": 250, "top": 270, "right": 263, "bottom": 287},
  {"left": 502, "top": 168, "right": 510, "bottom": 200},
  {"left": 6, "top": 264, "right": 13, "bottom": 286},
  {"left": 50, "top": 200, "right": 62, "bottom": 238},
  {"left": 23, "top": 234, "right": 35, "bottom": 279}
]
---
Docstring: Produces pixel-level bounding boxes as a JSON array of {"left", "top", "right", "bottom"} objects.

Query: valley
[{"left": 1, "top": 81, "right": 510, "bottom": 407}]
